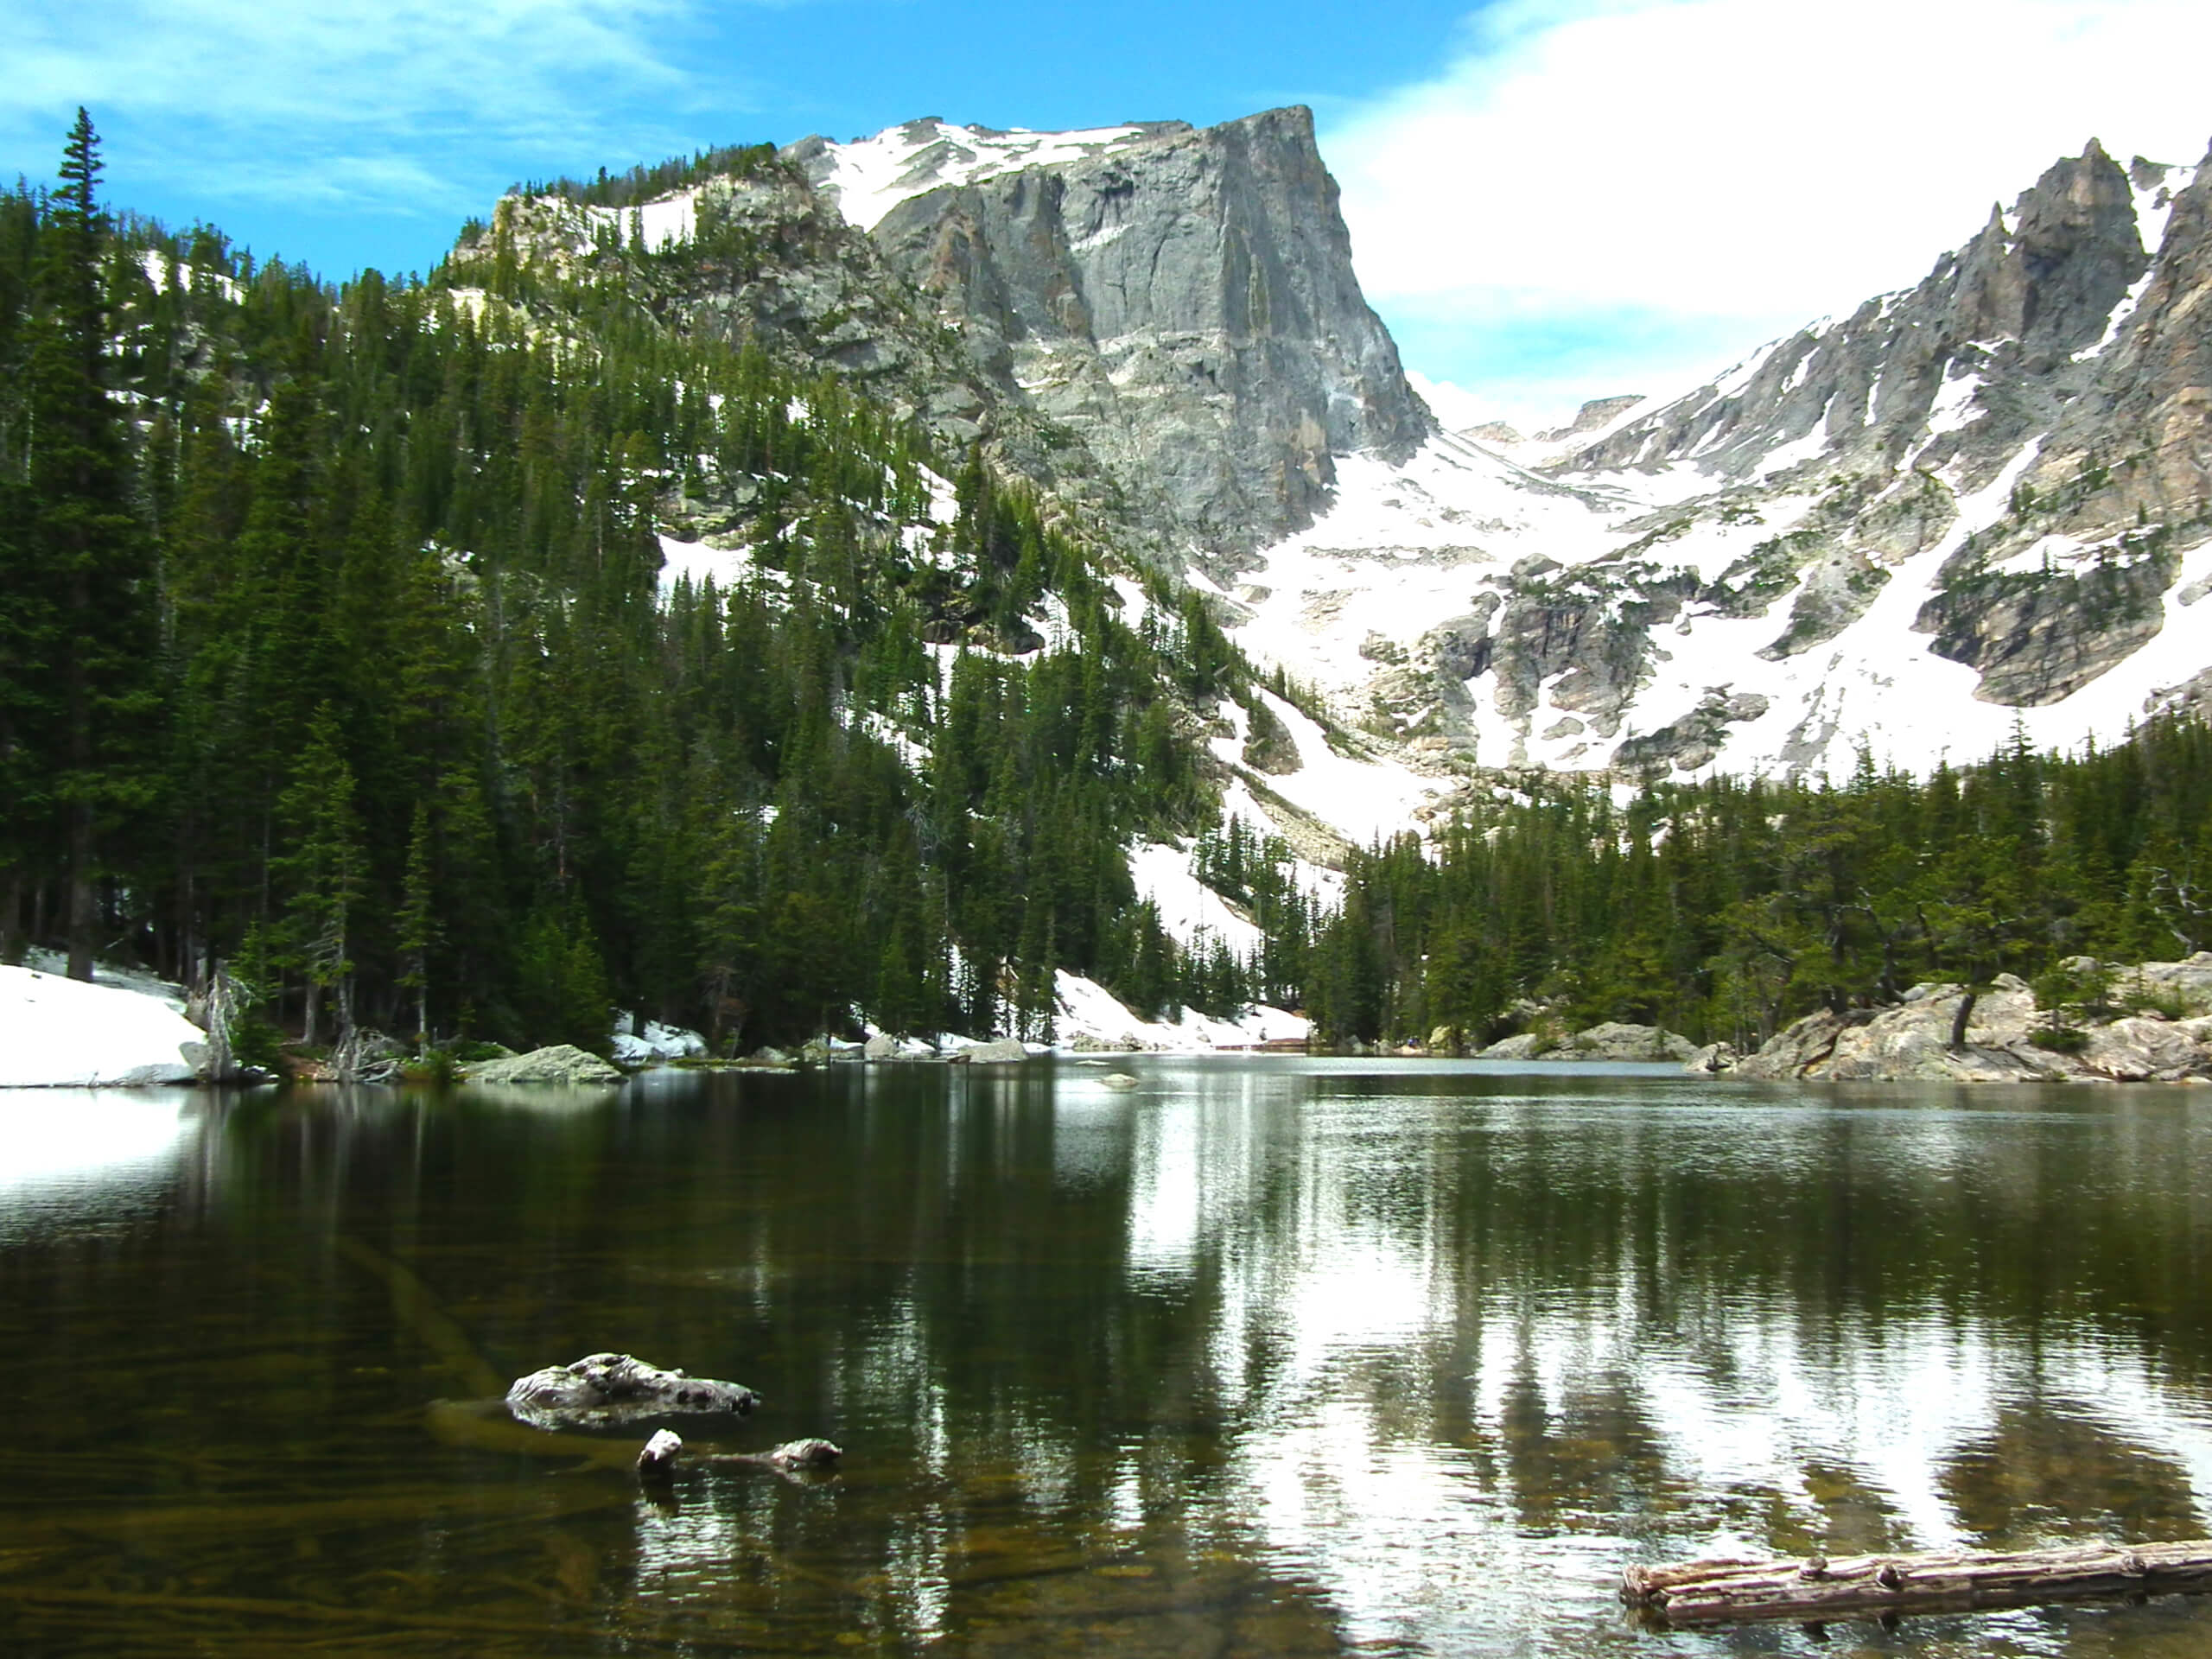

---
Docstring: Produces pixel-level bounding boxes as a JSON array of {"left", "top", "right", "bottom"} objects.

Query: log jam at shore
[{"left": 1624, "top": 1541, "right": 2212, "bottom": 1627}]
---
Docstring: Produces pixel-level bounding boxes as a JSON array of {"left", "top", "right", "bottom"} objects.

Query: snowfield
[
  {"left": 0, "top": 964, "right": 207, "bottom": 1088},
  {"left": 809, "top": 120, "right": 1154, "bottom": 232},
  {"left": 1219, "top": 415, "right": 2212, "bottom": 800},
  {"left": 1052, "top": 971, "right": 1309, "bottom": 1052}
]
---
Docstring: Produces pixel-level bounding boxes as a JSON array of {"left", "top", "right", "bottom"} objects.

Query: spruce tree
[{"left": 27, "top": 111, "right": 157, "bottom": 978}]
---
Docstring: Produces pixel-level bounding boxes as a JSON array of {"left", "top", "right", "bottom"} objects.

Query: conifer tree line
[
  {"left": 1300, "top": 719, "right": 2212, "bottom": 1048},
  {"left": 0, "top": 113, "right": 1257, "bottom": 1053},
  {"left": 8, "top": 113, "right": 2210, "bottom": 1064}
]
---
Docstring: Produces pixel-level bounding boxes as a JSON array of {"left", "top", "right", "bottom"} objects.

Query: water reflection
[
  {"left": 2, "top": 1065, "right": 2211, "bottom": 1655},
  {"left": 0, "top": 1088, "right": 201, "bottom": 1243}
]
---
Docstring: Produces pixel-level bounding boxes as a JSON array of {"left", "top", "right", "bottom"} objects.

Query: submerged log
[
  {"left": 1624, "top": 1540, "right": 2212, "bottom": 1627},
  {"left": 632, "top": 1429, "right": 842, "bottom": 1481}
]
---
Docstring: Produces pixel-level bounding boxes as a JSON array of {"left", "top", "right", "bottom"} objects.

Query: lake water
[{"left": 4, "top": 1058, "right": 2212, "bottom": 1656}]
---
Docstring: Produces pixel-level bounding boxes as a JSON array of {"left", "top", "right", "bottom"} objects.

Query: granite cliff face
[{"left": 798, "top": 110, "right": 1430, "bottom": 567}]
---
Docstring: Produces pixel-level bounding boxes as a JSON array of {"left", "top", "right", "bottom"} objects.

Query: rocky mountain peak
[
  {"left": 813, "top": 106, "right": 1431, "bottom": 568},
  {"left": 1208, "top": 136, "right": 2212, "bottom": 817}
]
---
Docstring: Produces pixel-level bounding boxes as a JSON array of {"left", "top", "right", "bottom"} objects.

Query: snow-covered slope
[
  {"left": 0, "top": 965, "right": 207, "bottom": 1087},
  {"left": 791, "top": 118, "right": 1162, "bottom": 232},
  {"left": 1218, "top": 139, "right": 2212, "bottom": 785}
]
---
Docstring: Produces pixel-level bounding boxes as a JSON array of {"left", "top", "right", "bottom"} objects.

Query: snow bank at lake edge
[{"left": 0, "top": 965, "right": 207, "bottom": 1087}]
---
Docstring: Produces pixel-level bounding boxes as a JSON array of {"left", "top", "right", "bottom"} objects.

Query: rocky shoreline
[{"left": 1699, "top": 955, "right": 2212, "bottom": 1084}]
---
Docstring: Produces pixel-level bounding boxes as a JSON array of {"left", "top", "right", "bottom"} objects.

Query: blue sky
[{"left": 7, "top": 0, "right": 2210, "bottom": 428}]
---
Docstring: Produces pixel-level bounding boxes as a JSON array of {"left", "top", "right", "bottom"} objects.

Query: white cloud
[
  {"left": 3, "top": 0, "right": 718, "bottom": 214},
  {"left": 1328, "top": 0, "right": 2212, "bottom": 421}
]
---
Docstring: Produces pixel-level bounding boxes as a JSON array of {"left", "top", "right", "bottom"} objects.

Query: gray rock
[
  {"left": 1478, "top": 1032, "right": 1548, "bottom": 1059},
  {"left": 956, "top": 1038, "right": 1030, "bottom": 1063},
  {"left": 466, "top": 1045, "right": 623, "bottom": 1085},
  {"left": 862, "top": 1033, "right": 899, "bottom": 1061},
  {"left": 1683, "top": 1041, "right": 1741, "bottom": 1074},
  {"left": 1562, "top": 1022, "right": 1700, "bottom": 1061},
  {"left": 1731, "top": 961, "right": 2212, "bottom": 1083},
  {"left": 864, "top": 107, "right": 1428, "bottom": 568},
  {"left": 506, "top": 1352, "right": 760, "bottom": 1431}
]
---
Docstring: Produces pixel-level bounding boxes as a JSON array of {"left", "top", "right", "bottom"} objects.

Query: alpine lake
[{"left": 5, "top": 1057, "right": 2212, "bottom": 1657}]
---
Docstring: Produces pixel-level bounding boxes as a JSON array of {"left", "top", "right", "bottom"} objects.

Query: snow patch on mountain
[
  {"left": 808, "top": 119, "right": 1154, "bottom": 232},
  {"left": 1129, "top": 842, "right": 1264, "bottom": 957}
]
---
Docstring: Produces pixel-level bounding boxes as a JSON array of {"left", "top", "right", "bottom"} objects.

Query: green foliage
[
  {"left": 0, "top": 114, "right": 1251, "bottom": 1049},
  {"left": 1313, "top": 715, "right": 2212, "bottom": 1048}
]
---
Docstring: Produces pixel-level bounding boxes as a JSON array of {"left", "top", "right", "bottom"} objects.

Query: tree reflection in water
[{"left": 1, "top": 1061, "right": 2209, "bottom": 1656}]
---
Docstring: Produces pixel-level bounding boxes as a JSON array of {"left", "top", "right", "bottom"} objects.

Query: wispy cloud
[
  {"left": 3, "top": 0, "right": 733, "bottom": 216},
  {"left": 1328, "top": 0, "right": 2212, "bottom": 425}
]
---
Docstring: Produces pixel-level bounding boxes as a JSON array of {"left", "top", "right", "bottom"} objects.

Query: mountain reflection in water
[{"left": 2, "top": 1059, "right": 2210, "bottom": 1656}]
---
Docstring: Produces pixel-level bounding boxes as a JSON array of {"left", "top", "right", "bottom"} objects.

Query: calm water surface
[{"left": 4, "top": 1058, "right": 2212, "bottom": 1656}]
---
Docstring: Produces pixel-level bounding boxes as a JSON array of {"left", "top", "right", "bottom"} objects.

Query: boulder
[
  {"left": 466, "top": 1045, "right": 623, "bottom": 1085},
  {"left": 955, "top": 1039, "right": 1029, "bottom": 1064},
  {"left": 1564, "top": 1022, "right": 1699, "bottom": 1061},
  {"left": 1731, "top": 968, "right": 2212, "bottom": 1083},
  {"left": 1682, "top": 1041, "right": 1740, "bottom": 1074},
  {"left": 506, "top": 1352, "right": 760, "bottom": 1431},
  {"left": 2126, "top": 953, "right": 2212, "bottom": 1014},
  {"left": 2078, "top": 1017, "right": 2212, "bottom": 1082},
  {"left": 1478, "top": 1033, "right": 1548, "bottom": 1059}
]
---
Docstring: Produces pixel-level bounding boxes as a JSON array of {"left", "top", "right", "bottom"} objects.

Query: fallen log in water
[{"left": 1624, "top": 1541, "right": 2212, "bottom": 1627}]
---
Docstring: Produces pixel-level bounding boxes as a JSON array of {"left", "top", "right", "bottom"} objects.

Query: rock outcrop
[
  {"left": 819, "top": 108, "right": 1430, "bottom": 567},
  {"left": 1479, "top": 1021, "right": 1696, "bottom": 1061},
  {"left": 1716, "top": 957, "right": 2212, "bottom": 1083},
  {"left": 465, "top": 1045, "right": 624, "bottom": 1085}
]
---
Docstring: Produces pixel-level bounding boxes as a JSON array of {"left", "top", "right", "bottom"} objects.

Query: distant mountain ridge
[{"left": 1210, "top": 133, "right": 2212, "bottom": 798}]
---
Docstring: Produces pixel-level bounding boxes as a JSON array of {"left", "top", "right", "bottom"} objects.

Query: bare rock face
[
  {"left": 863, "top": 108, "right": 1430, "bottom": 567},
  {"left": 1569, "top": 142, "right": 2154, "bottom": 489},
  {"left": 506, "top": 1353, "right": 760, "bottom": 1430}
]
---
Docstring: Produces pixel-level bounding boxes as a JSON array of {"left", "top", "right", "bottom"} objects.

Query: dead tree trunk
[{"left": 1625, "top": 1541, "right": 2212, "bottom": 1628}]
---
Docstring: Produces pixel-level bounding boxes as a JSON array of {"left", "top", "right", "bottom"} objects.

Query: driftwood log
[{"left": 1625, "top": 1541, "right": 2212, "bottom": 1627}]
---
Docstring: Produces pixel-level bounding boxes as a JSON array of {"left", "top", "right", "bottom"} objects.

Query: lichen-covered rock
[
  {"left": 956, "top": 1038, "right": 1029, "bottom": 1064},
  {"left": 1478, "top": 1023, "right": 1694, "bottom": 1062},
  {"left": 465, "top": 1045, "right": 623, "bottom": 1085},
  {"left": 506, "top": 1353, "right": 760, "bottom": 1430},
  {"left": 1562, "top": 1022, "right": 1700, "bottom": 1061},
  {"left": 1731, "top": 964, "right": 2212, "bottom": 1083}
]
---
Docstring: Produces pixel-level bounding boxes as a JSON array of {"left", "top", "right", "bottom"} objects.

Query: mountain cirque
[
  {"left": 787, "top": 114, "right": 2212, "bottom": 794},
  {"left": 487, "top": 110, "right": 2212, "bottom": 832}
]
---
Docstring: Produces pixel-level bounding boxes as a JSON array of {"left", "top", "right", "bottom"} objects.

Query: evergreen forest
[{"left": 3, "top": 113, "right": 2209, "bottom": 1062}]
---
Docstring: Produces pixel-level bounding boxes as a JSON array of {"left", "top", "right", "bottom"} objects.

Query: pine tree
[
  {"left": 26, "top": 111, "right": 158, "bottom": 978},
  {"left": 395, "top": 801, "right": 439, "bottom": 1052},
  {"left": 274, "top": 706, "right": 366, "bottom": 1046}
]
